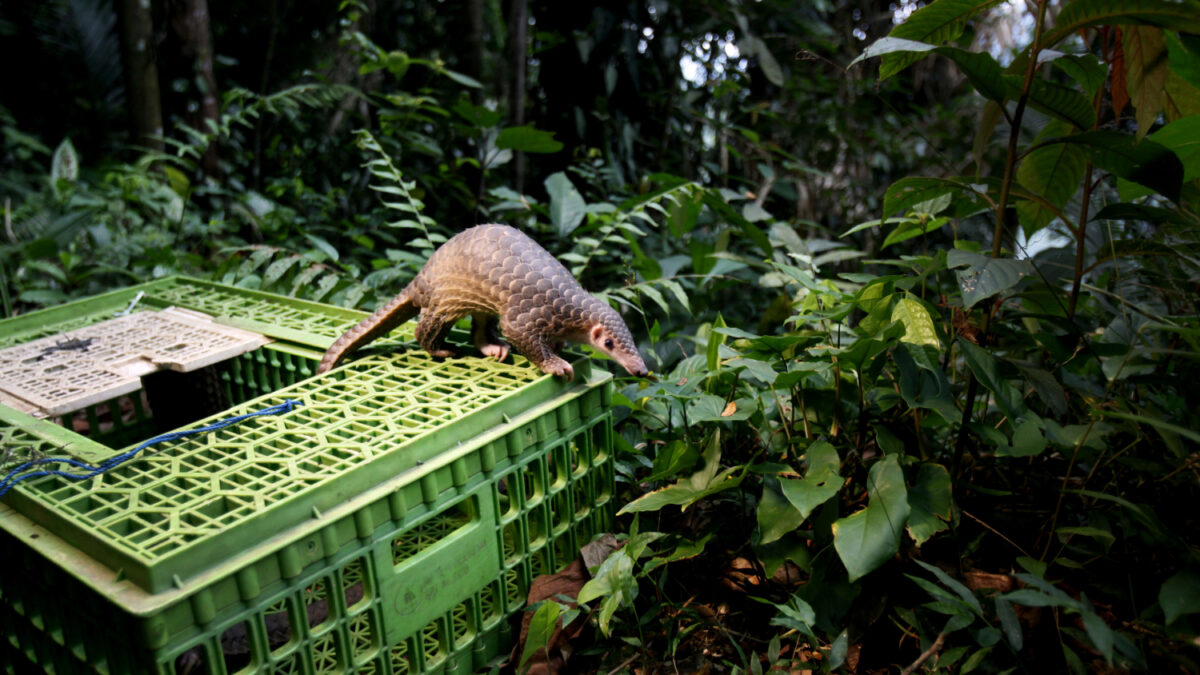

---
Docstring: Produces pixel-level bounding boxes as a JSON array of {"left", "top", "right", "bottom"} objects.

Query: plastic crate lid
[{"left": 0, "top": 307, "right": 269, "bottom": 417}]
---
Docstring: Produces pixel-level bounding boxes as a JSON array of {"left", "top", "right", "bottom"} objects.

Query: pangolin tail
[{"left": 317, "top": 287, "right": 420, "bottom": 373}]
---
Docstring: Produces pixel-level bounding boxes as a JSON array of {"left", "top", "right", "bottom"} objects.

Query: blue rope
[{"left": 0, "top": 399, "right": 304, "bottom": 499}]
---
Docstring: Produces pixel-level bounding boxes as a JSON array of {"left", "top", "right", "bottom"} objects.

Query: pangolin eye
[{"left": 604, "top": 338, "right": 614, "bottom": 349}]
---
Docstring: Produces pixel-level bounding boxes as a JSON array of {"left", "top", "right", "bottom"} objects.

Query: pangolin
[{"left": 317, "top": 224, "right": 648, "bottom": 380}]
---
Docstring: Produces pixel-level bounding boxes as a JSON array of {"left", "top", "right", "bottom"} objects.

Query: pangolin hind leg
[
  {"left": 472, "top": 313, "right": 510, "bottom": 362},
  {"left": 414, "top": 311, "right": 458, "bottom": 358}
]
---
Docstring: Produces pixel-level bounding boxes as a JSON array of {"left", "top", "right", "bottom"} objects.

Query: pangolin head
[{"left": 586, "top": 302, "right": 649, "bottom": 378}]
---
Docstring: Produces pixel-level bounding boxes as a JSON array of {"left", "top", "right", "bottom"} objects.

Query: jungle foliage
[{"left": 2, "top": 0, "right": 1200, "bottom": 672}]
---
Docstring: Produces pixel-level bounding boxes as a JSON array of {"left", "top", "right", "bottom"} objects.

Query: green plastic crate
[{"left": 0, "top": 278, "right": 617, "bottom": 674}]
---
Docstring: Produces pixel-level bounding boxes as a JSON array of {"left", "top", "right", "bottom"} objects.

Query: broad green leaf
[
  {"left": 895, "top": 344, "right": 961, "bottom": 422},
  {"left": 759, "top": 477, "right": 804, "bottom": 545},
  {"left": 947, "top": 249, "right": 1032, "bottom": 309},
  {"left": 647, "top": 440, "right": 699, "bottom": 482},
  {"left": 882, "top": 177, "right": 990, "bottom": 219},
  {"left": 619, "top": 431, "right": 743, "bottom": 514},
  {"left": 518, "top": 601, "right": 562, "bottom": 671},
  {"left": 577, "top": 551, "right": 635, "bottom": 636},
  {"left": 882, "top": 217, "right": 946, "bottom": 249},
  {"left": 1124, "top": 26, "right": 1169, "bottom": 139},
  {"left": 1017, "top": 119, "right": 1086, "bottom": 233},
  {"left": 644, "top": 533, "right": 713, "bottom": 573},
  {"left": 544, "top": 172, "right": 586, "bottom": 236},
  {"left": 892, "top": 296, "right": 940, "bottom": 348},
  {"left": 1025, "top": 77, "right": 1097, "bottom": 130},
  {"left": 1051, "top": 53, "right": 1108, "bottom": 96},
  {"left": 688, "top": 394, "right": 754, "bottom": 422},
  {"left": 875, "top": 0, "right": 1004, "bottom": 80},
  {"left": 859, "top": 40, "right": 1009, "bottom": 101},
  {"left": 452, "top": 100, "right": 503, "bottom": 127},
  {"left": 1160, "top": 570, "right": 1200, "bottom": 625},
  {"left": 1042, "top": 0, "right": 1200, "bottom": 48},
  {"left": 779, "top": 441, "right": 842, "bottom": 520},
  {"left": 1163, "top": 71, "right": 1200, "bottom": 120},
  {"left": 832, "top": 454, "right": 910, "bottom": 581},
  {"left": 728, "top": 357, "right": 778, "bottom": 385},
  {"left": 1148, "top": 116, "right": 1200, "bottom": 180},
  {"left": 957, "top": 337, "right": 1029, "bottom": 421},
  {"left": 1167, "top": 32, "right": 1200, "bottom": 91},
  {"left": 907, "top": 464, "right": 953, "bottom": 545},
  {"left": 496, "top": 124, "right": 564, "bottom": 153},
  {"left": 997, "top": 418, "right": 1047, "bottom": 457}
]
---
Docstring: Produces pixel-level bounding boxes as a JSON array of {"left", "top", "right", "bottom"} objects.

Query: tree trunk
[
  {"left": 508, "top": 0, "right": 527, "bottom": 193},
  {"left": 115, "top": 0, "right": 163, "bottom": 152},
  {"left": 465, "top": 0, "right": 486, "bottom": 104},
  {"left": 173, "top": 0, "right": 220, "bottom": 175}
]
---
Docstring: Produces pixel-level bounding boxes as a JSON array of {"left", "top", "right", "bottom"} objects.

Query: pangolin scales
[{"left": 317, "top": 224, "right": 648, "bottom": 380}]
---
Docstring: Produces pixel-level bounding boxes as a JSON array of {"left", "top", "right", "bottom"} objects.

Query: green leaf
[
  {"left": 1056, "top": 525, "right": 1116, "bottom": 548},
  {"left": 1017, "top": 120, "right": 1086, "bottom": 233},
  {"left": 1080, "top": 600, "right": 1115, "bottom": 664},
  {"left": 882, "top": 177, "right": 990, "bottom": 219},
  {"left": 577, "top": 551, "right": 635, "bottom": 636},
  {"left": 995, "top": 597, "right": 1024, "bottom": 650},
  {"left": 892, "top": 297, "right": 940, "bottom": 348},
  {"left": 1167, "top": 32, "right": 1200, "bottom": 91},
  {"left": 1148, "top": 116, "right": 1200, "bottom": 180},
  {"left": 882, "top": 216, "right": 946, "bottom": 249},
  {"left": 759, "top": 477, "right": 804, "bottom": 545},
  {"left": 544, "top": 172, "right": 586, "bottom": 236},
  {"left": 832, "top": 454, "right": 911, "bottom": 581},
  {"left": 51, "top": 137, "right": 79, "bottom": 187},
  {"left": 441, "top": 69, "right": 483, "bottom": 88},
  {"left": 496, "top": 124, "right": 564, "bottom": 153},
  {"left": 779, "top": 441, "right": 842, "bottom": 520},
  {"left": 875, "top": 0, "right": 1004, "bottom": 80},
  {"left": 1026, "top": 77, "right": 1098, "bottom": 130},
  {"left": 1124, "top": 26, "right": 1170, "bottom": 139},
  {"left": 303, "top": 234, "right": 340, "bottom": 262},
  {"left": 647, "top": 440, "right": 699, "bottom": 482},
  {"left": 1159, "top": 570, "right": 1200, "bottom": 625},
  {"left": 906, "top": 464, "right": 953, "bottom": 545},
  {"left": 916, "top": 560, "right": 984, "bottom": 616},
  {"left": 1043, "top": 0, "right": 1200, "bottom": 50},
  {"left": 957, "top": 338, "right": 1029, "bottom": 421},
  {"left": 947, "top": 249, "right": 1033, "bottom": 309},
  {"left": 997, "top": 418, "right": 1047, "bottom": 457},
  {"left": 1051, "top": 53, "right": 1108, "bottom": 96},
  {"left": 518, "top": 601, "right": 562, "bottom": 671},
  {"left": 618, "top": 431, "right": 743, "bottom": 514},
  {"left": 1092, "top": 203, "right": 1198, "bottom": 228}
]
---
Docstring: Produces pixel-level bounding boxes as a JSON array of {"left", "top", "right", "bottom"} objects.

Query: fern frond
[{"left": 354, "top": 129, "right": 445, "bottom": 255}]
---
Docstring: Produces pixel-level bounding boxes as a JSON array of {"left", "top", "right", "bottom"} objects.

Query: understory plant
[{"left": 554, "top": 0, "right": 1200, "bottom": 672}]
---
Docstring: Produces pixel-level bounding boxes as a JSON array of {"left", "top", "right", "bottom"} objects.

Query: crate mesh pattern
[{"left": 0, "top": 277, "right": 618, "bottom": 675}]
